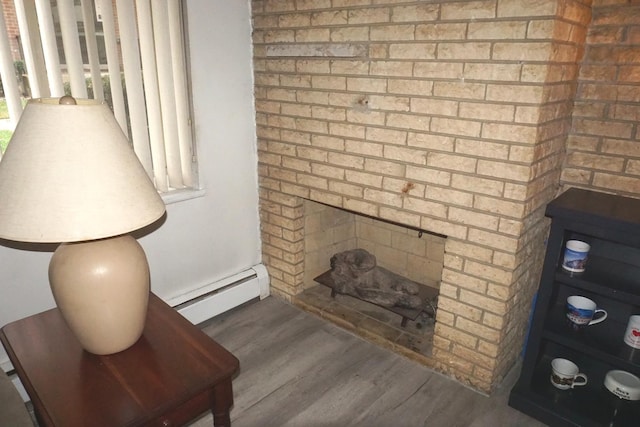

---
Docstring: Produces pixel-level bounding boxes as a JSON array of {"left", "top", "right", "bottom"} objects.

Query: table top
[{"left": 0, "top": 293, "right": 239, "bottom": 426}]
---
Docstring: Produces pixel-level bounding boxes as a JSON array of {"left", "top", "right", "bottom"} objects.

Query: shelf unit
[{"left": 509, "top": 188, "right": 640, "bottom": 427}]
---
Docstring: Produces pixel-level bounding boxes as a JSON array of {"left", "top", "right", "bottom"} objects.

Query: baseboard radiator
[{"left": 168, "top": 263, "right": 270, "bottom": 325}]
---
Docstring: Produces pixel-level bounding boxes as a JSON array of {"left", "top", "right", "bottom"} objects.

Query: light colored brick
[
  {"left": 331, "top": 60, "right": 369, "bottom": 75},
  {"left": 296, "top": 59, "right": 329, "bottom": 73},
  {"left": 468, "top": 21, "right": 527, "bottom": 39},
  {"left": 408, "top": 133, "right": 455, "bottom": 151},
  {"left": 463, "top": 63, "right": 521, "bottom": 81},
  {"left": 278, "top": 13, "right": 311, "bottom": 28},
  {"left": 348, "top": 7, "right": 390, "bottom": 24},
  {"left": 477, "top": 159, "right": 531, "bottom": 181},
  {"left": 330, "top": 27, "right": 370, "bottom": 42},
  {"left": 264, "top": 29, "right": 295, "bottom": 43},
  {"left": 388, "top": 79, "right": 433, "bottom": 95},
  {"left": 311, "top": 10, "right": 347, "bottom": 26},
  {"left": 370, "top": 60, "right": 414, "bottom": 77},
  {"left": 347, "top": 77, "right": 388, "bottom": 93},
  {"left": 391, "top": 4, "right": 439, "bottom": 22},
  {"left": 328, "top": 152, "right": 365, "bottom": 169},
  {"left": 565, "top": 152, "right": 625, "bottom": 172},
  {"left": 459, "top": 289, "right": 506, "bottom": 315},
  {"left": 384, "top": 145, "right": 427, "bottom": 164},
  {"left": 411, "top": 98, "right": 459, "bottom": 116},
  {"left": 311, "top": 76, "right": 346, "bottom": 91},
  {"left": 427, "top": 152, "right": 477, "bottom": 173},
  {"left": 451, "top": 174, "right": 504, "bottom": 196},
  {"left": 389, "top": 43, "right": 436, "bottom": 59},
  {"left": 329, "top": 122, "right": 366, "bottom": 139},
  {"left": 366, "top": 127, "right": 407, "bottom": 145},
  {"left": 406, "top": 165, "right": 452, "bottom": 186},
  {"left": 449, "top": 207, "right": 500, "bottom": 230},
  {"left": 573, "top": 118, "right": 633, "bottom": 139},
  {"left": 414, "top": 62, "right": 464, "bottom": 79},
  {"left": 486, "top": 84, "right": 544, "bottom": 103},
  {"left": 387, "top": 113, "right": 431, "bottom": 132},
  {"left": 498, "top": 0, "right": 557, "bottom": 17},
  {"left": 342, "top": 198, "right": 378, "bottom": 216},
  {"left": 481, "top": 123, "right": 538, "bottom": 143},
  {"left": 455, "top": 139, "right": 510, "bottom": 160},
  {"left": 311, "top": 105, "right": 347, "bottom": 121},
  {"left": 347, "top": 109, "right": 386, "bottom": 125},
  {"left": 416, "top": 23, "right": 467, "bottom": 40},
  {"left": 438, "top": 42, "right": 492, "bottom": 60},
  {"left": 456, "top": 317, "right": 501, "bottom": 342},
  {"left": 441, "top": 1, "right": 497, "bottom": 20},
  {"left": 379, "top": 206, "right": 422, "bottom": 228},
  {"left": 345, "top": 170, "right": 383, "bottom": 188},
  {"left": 364, "top": 158, "right": 406, "bottom": 176},
  {"left": 431, "top": 117, "right": 482, "bottom": 137},
  {"left": 345, "top": 139, "right": 384, "bottom": 157},
  {"left": 492, "top": 42, "right": 553, "bottom": 61},
  {"left": 371, "top": 25, "right": 416, "bottom": 41},
  {"left": 434, "top": 82, "right": 486, "bottom": 100},
  {"left": 459, "top": 102, "right": 515, "bottom": 121},
  {"left": 435, "top": 322, "right": 479, "bottom": 348},
  {"left": 421, "top": 217, "right": 468, "bottom": 239}
]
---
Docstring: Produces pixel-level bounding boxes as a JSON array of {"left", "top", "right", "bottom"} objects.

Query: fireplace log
[{"left": 328, "top": 249, "right": 424, "bottom": 310}]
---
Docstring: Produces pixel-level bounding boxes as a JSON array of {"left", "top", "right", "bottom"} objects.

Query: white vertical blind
[
  {"left": 168, "top": 0, "right": 193, "bottom": 187},
  {"left": 151, "top": 2, "right": 182, "bottom": 189},
  {"left": 13, "top": 0, "right": 47, "bottom": 98},
  {"left": 0, "top": 0, "right": 196, "bottom": 193},
  {"left": 33, "top": 0, "right": 63, "bottom": 96},
  {"left": 136, "top": 0, "right": 168, "bottom": 191},
  {"left": 97, "top": 0, "right": 125, "bottom": 131},
  {"left": 57, "top": 0, "right": 87, "bottom": 97},
  {"left": 79, "top": 0, "right": 104, "bottom": 101},
  {"left": 115, "top": 0, "right": 152, "bottom": 174}
]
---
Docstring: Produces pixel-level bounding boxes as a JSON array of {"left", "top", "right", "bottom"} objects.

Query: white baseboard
[{"left": 170, "top": 264, "right": 270, "bottom": 325}]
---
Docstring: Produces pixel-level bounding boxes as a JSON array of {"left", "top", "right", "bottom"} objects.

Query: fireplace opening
[{"left": 294, "top": 200, "right": 446, "bottom": 363}]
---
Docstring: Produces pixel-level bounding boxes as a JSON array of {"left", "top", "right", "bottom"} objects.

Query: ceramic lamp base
[{"left": 49, "top": 234, "right": 150, "bottom": 355}]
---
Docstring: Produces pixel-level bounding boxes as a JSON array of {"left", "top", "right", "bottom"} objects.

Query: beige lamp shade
[{"left": 0, "top": 97, "right": 165, "bottom": 243}]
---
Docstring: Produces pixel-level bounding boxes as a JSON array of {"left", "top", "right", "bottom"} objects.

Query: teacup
[
  {"left": 550, "top": 358, "right": 588, "bottom": 390},
  {"left": 566, "top": 296, "right": 607, "bottom": 328}
]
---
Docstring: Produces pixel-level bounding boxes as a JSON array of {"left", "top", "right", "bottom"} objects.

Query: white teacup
[
  {"left": 551, "top": 358, "right": 588, "bottom": 390},
  {"left": 566, "top": 295, "right": 607, "bottom": 328}
]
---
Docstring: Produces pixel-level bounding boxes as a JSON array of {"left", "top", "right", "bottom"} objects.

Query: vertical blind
[{"left": 0, "top": 0, "right": 195, "bottom": 192}]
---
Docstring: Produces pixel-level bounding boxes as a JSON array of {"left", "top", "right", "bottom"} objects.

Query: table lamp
[{"left": 0, "top": 96, "right": 166, "bottom": 355}]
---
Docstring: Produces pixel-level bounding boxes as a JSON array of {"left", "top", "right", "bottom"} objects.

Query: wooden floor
[{"left": 189, "top": 296, "right": 547, "bottom": 427}]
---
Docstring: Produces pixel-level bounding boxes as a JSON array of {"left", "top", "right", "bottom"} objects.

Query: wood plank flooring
[{"left": 189, "top": 296, "right": 546, "bottom": 427}]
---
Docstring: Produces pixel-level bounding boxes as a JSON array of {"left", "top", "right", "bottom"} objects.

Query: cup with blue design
[{"left": 566, "top": 295, "right": 607, "bottom": 329}]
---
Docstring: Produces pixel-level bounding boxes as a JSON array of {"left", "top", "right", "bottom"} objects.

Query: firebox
[{"left": 294, "top": 200, "right": 444, "bottom": 363}]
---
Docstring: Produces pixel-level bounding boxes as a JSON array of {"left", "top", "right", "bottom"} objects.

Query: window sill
[{"left": 161, "top": 188, "right": 206, "bottom": 205}]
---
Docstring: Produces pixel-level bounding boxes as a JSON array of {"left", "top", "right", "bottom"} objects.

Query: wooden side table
[{"left": 0, "top": 293, "right": 239, "bottom": 426}]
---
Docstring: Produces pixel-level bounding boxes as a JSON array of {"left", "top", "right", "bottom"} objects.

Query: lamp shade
[{"left": 0, "top": 98, "right": 165, "bottom": 243}]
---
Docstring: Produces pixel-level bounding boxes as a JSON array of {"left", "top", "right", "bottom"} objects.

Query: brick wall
[
  {"left": 253, "top": 0, "right": 591, "bottom": 393},
  {"left": 562, "top": 0, "right": 640, "bottom": 195},
  {"left": 1, "top": 0, "right": 22, "bottom": 61}
]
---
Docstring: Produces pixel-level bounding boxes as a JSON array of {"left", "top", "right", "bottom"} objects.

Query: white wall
[{"left": 0, "top": 0, "right": 260, "bottom": 367}]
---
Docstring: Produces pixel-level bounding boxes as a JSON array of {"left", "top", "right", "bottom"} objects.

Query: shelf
[
  {"left": 510, "top": 189, "right": 640, "bottom": 427},
  {"left": 510, "top": 355, "right": 640, "bottom": 427},
  {"left": 542, "top": 307, "right": 640, "bottom": 373},
  {"left": 555, "top": 256, "right": 640, "bottom": 305}
]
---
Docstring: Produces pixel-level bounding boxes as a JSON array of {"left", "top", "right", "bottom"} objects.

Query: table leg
[{"left": 212, "top": 379, "right": 234, "bottom": 427}]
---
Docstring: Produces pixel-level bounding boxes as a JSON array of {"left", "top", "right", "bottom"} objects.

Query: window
[{"left": 0, "top": 0, "right": 197, "bottom": 193}]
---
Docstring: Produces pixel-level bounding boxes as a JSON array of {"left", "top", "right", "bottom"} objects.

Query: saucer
[{"left": 604, "top": 370, "right": 640, "bottom": 401}]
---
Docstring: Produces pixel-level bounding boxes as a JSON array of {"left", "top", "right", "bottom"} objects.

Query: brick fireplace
[{"left": 252, "top": 0, "right": 597, "bottom": 393}]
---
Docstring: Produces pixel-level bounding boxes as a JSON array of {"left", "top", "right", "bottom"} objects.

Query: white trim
[{"left": 169, "top": 264, "right": 270, "bottom": 325}]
